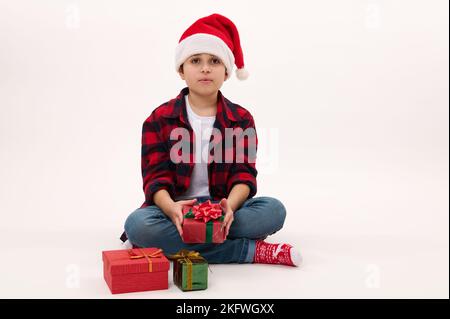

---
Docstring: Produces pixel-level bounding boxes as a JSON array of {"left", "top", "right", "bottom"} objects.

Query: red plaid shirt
[{"left": 139, "top": 87, "right": 258, "bottom": 208}]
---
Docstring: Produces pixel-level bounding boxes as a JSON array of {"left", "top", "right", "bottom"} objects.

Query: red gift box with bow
[
  {"left": 102, "top": 247, "right": 170, "bottom": 294},
  {"left": 181, "top": 200, "right": 226, "bottom": 244}
]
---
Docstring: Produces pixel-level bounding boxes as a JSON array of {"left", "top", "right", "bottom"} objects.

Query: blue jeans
[{"left": 124, "top": 196, "right": 286, "bottom": 264}]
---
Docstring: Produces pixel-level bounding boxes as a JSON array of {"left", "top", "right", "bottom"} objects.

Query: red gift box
[
  {"left": 102, "top": 247, "right": 169, "bottom": 294},
  {"left": 181, "top": 200, "right": 226, "bottom": 244}
]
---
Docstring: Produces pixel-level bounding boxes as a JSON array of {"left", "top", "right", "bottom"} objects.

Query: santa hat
[{"left": 175, "top": 13, "right": 249, "bottom": 81}]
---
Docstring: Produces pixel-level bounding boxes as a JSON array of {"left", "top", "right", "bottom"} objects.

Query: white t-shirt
[{"left": 174, "top": 95, "right": 216, "bottom": 201}]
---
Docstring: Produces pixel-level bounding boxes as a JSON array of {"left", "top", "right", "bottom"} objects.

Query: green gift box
[{"left": 168, "top": 250, "right": 208, "bottom": 291}]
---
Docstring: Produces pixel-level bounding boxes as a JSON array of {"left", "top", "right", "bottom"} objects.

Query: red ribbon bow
[{"left": 191, "top": 200, "right": 223, "bottom": 223}]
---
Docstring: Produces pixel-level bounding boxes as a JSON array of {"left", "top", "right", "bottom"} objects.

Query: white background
[{"left": 0, "top": 0, "right": 448, "bottom": 298}]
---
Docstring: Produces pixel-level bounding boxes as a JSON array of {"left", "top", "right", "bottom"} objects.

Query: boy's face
[{"left": 178, "top": 53, "right": 228, "bottom": 96}]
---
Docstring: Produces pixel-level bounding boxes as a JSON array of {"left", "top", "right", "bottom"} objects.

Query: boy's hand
[
  {"left": 219, "top": 198, "right": 234, "bottom": 239},
  {"left": 166, "top": 198, "right": 197, "bottom": 238}
]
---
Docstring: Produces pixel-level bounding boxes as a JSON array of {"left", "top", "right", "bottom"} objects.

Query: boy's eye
[{"left": 190, "top": 57, "right": 221, "bottom": 64}]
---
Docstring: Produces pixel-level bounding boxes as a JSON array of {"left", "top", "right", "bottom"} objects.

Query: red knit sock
[{"left": 253, "top": 240, "right": 301, "bottom": 267}]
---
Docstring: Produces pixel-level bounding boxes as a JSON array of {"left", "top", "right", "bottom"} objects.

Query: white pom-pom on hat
[{"left": 235, "top": 67, "right": 249, "bottom": 80}]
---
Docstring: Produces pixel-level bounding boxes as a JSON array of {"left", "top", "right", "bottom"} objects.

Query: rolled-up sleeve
[
  {"left": 226, "top": 115, "right": 258, "bottom": 199},
  {"left": 141, "top": 113, "right": 175, "bottom": 205}
]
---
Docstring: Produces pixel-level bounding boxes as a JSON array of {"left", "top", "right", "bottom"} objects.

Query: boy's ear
[{"left": 178, "top": 64, "right": 185, "bottom": 80}]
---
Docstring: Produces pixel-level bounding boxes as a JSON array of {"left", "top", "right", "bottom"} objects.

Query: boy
[{"left": 121, "top": 14, "right": 301, "bottom": 266}]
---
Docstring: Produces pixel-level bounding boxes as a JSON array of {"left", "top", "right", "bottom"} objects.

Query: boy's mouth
[{"left": 199, "top": 78, "right": 213, "bottom": 84}]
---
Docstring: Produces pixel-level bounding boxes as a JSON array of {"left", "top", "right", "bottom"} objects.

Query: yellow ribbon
[
  {"left": 168, "top": 250, "right": 206, "bottom": 290},
  {"left": 128, "top": 248, "right": 163, "bottom": 273}
]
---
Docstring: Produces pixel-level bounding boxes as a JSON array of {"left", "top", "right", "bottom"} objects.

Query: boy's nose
[{"left": 201, "top": 64, "right": 211, "bottom": 73}]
